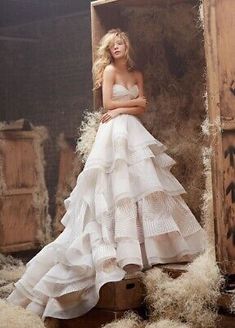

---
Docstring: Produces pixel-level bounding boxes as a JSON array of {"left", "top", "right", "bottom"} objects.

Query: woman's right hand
[{"left": 134, "top": 96, "right": 147, "bottom": 108}]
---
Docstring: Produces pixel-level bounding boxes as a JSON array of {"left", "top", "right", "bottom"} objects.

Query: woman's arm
[
  {"left": 101, "top": 71, "right": 147, "bottom": 123},
  {"left": 116, "top": 106, "right": 145, "bottom": 115},
  {"left": 101, "top": 105, "right": 145, "bottom": 123},
  {"left": 102, "top": 65, "right": 143, "bottom": 110}
]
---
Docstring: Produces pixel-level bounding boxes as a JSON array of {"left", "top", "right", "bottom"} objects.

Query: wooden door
[
  {"left": 203, "top": 0, "right": 235, "bottom": 274},
  {"left": 0, "top": 130, "right": 51, "bottom": 252}
]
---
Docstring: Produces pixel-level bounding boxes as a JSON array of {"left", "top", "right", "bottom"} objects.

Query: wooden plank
[
  {"left": 91, "top": 0, "right": 119, "bottom": 7},
  {"left": 0, "top": 195, "right": 38, "bottom": 251},
  {"left": 91, "top": 1, "right": 123, "bottom": 110},
  {"left": 217, "top": 291, "right": 234, "bottom": 309},
  {"left": 216, "top": 0, "right": 235, "bottom": 273},
  {"left": 0, "top": 130, "right": 38, "bottom": 139},
  {"left": 91, "top": 0, "right": 191, "bottom": 7},
  {"left": 0, "top": 127, "right": 50, "bottom": 253},
  {"left": 0, "top": 137, "right": 37, "bottom": 192},
  {"left": 217, "top": 313, "right": 235, "bottom": 328},
  {"left": 91, "top": 1, "right": 106, "bottom": 110},
  {"left": 222, "top": 121, "right": 235, "bottom": 131},
  {"left": 215, "top": 0, "right": 235, "bottom": 121},
  {"left": 44, "top": 317, "right": 60, "bottom": 328},
  {"left": 0, "top": 189, "right": 35, "bottom": 196},
  {"left": 0, "top": 119, "right": 33, "bottom": 131},
  {"left": 96, "top": 275, "right": 145, "bottom": 310},
  {"left": 203, "top": 0, "right": 235, "bottom": 274},
  {"left": 60, "top": 307, "right": 143, "bottom": 328},
  {"left": 223, "top": 132, "right": 235, "bottom": 264},
  {"left": 54, "top": 136, "right": 79, "bottom": 236},
  {"left": 0, "top": 242, "right": 40, "bottom": 253}
]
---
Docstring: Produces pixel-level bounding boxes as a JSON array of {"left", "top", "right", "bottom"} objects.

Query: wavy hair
[{"left": 92, "top": 28, "right": 136, "bottom": 90}]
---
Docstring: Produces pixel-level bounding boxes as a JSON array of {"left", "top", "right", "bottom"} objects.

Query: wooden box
[
  {"left": 0, "top": 123, "right": 51, "bottom": 252},
  {"left": 90, "top": 0, "right": 235, "bottom": 279},
  {"left": 96, "top": 275, "right": 145, "bottom": 310},
  {"left": 60, "top": 308, "right": 133, "bottom": 328},
  {"left": 54, "top": 134, "right": 83, "bottom": 237}
]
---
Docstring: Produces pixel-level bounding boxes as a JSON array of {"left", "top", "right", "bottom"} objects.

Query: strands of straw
[
  {"left": 75, "top": 109, "right": 103, "bottom": 162},
  {"left": 144, "top": 249, "right": 224, "bottom": 328},
  {"left": 0, "top": 299, "right": 46, "bottom": 328}
]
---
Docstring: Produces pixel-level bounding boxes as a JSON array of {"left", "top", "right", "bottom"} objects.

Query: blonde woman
[{"left": 7, "top": 28, "right": 206, "bottom": 321}]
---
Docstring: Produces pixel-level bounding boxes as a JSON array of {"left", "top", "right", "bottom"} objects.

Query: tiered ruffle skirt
[{"left": 7, "top": 114, "right": 206, "bottom": 320}]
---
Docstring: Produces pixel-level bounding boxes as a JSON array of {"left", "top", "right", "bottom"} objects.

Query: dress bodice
[{"left": 112, "top": 83, "right": 139, "bottom": 100}]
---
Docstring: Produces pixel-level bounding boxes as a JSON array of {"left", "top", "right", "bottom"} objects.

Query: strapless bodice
[{"left": 112, "top": 83, "right": 139, "bottom": 100}]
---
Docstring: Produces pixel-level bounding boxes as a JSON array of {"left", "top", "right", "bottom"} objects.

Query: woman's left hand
[{"left": 101, "top": 109, "right": 120, "bottom": 123}]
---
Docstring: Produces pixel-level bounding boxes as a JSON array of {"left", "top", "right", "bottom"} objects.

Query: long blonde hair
[{"left": 92, "top": 28, "right": 136, "bottom": 90}]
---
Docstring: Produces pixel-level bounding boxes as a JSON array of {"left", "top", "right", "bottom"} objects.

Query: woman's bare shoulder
[{"left": 104, "top": 64, "right": 116, "bottom": 73}]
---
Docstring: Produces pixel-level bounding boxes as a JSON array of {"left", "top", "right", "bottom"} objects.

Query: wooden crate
[
  {"left": 96, "top": 274, "right": 145, "bottom": 310},
  {"left": 217, "top": 314, "right": 235, "bottom": 328},
  {"left": 90, "top": 0, "right": 235, "bottom": 279},
  {"left": 203, "top": 0, "right": 235, "bottom": 275},
  {"left": 54, "top": 134, "right": 83, "bottom": 237},
  {"left": 0, "top": 123, "right": 50, "bottom": 252},
  {"left": 60, "top": 307, "right": 145, "bottom": 328}
]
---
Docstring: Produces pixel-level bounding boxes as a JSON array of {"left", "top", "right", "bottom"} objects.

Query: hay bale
[
  {"left": 0, "top": 299, "right": 45, "bottom": 328},
  {"left": 145, "top": 320, "right": 190, "bottom": 328},
  {"left": 32, "top": 126, "right": 53, "bottom": 246},
  {"left": 143, "top": 249, "right": 224, "bottom": 328},
  {"left": 0, "top": 253, "right": 25, "bottom": 298},
  {"left": 101, "top": 312, "right": 144, "bottom": 328}
]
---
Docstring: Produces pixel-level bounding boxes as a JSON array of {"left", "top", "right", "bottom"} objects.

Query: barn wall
[
  {"left": 120, "top": 3, "right": 207, "bottom": 220},
  {"left": 0, "top": 11, "right": 93, "bottom": 218}
]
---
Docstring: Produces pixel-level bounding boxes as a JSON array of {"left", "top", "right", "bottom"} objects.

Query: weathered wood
[
  {"left": 44, "top": 317, "right": 61, "bottom": 328},
  {"left": 54, "top": 135, "right": 83, "bottom": 237},
  {"left": 91, "top": 0, "right": 192, "bottom": 7},
  {"left": 0, "top": 127, "right": 50, "bottom": 253},
  {"left": 203, "top": 0, "right": 235, "bottom": 274},
  {"left": 0, "top": 119, "right": 33, "bottom": 131},
  {"left": 97, "top": 274, "right": 145, "bottom": 310},
  {"left": 60, "top": 307, "right": 143, "bottom": 328},
  {"left": 91, "top": 0, "right": 123, "bottom": 110},
  {"left": 217, "top": 291, "right": 234, "bottom": 310},
  {"left": 217, "top": 313, "right": 235, "bottom": 328}
]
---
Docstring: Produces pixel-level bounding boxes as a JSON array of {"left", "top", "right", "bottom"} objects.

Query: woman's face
[{"left": 109, "top": 37, "right": 126, "bottom": 60}]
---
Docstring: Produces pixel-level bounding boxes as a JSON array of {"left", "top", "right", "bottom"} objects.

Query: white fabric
[{"left": 6, "top": 83, "right": 207, "bottom": 320}]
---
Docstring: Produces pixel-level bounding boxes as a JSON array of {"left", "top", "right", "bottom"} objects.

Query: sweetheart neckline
[{"left": 113, "top": 83, "right": 138, "bottom": 92}]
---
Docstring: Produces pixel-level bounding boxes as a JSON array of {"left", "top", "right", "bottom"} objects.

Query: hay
[
  {"left": 101, "top": 312, "right": 144, "bottom": 328},
  {"left": 143, "top": 249, "right": 224, "bottom": 328},
  {"left": 0, "top": 299, "right": 46, "bottom": 328},
  {"left": 0, "top": 253, "right": 25, "bottom": 298},
  {"left": 145, "top": 319, "right": 190, "bottom": 328},
  {"left": 75, "top": 109, "right": 103, "bottom": 162},
  {"left": 230, "top": 293, "right": 235, "bottom": 314},
  {"left": 200, "top": 146, "right": 215, "bottom": 248},
  {"left": 32, "top": 126, "right": 53, "bottom": 246},
  {"left": 121, "top": 2, "right": 207, "bottom": 220}
]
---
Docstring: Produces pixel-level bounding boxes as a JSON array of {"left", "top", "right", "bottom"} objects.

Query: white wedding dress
[{"left": 7, "top": 83, "right": 206, "bottom": 320}]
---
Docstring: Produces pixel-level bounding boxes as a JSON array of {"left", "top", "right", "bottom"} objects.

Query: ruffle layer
[{"left": 6, "top": 114, "right": 206, "bottom": 320}]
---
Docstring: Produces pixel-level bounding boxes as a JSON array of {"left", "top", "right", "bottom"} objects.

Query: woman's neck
[{"left": 113, "top": 58, "right": 128, "bottom": 72}]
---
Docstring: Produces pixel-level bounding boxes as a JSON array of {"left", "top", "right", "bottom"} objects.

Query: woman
[{"left": 6, "top": 28, "right": 206, "bottom": 321}]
